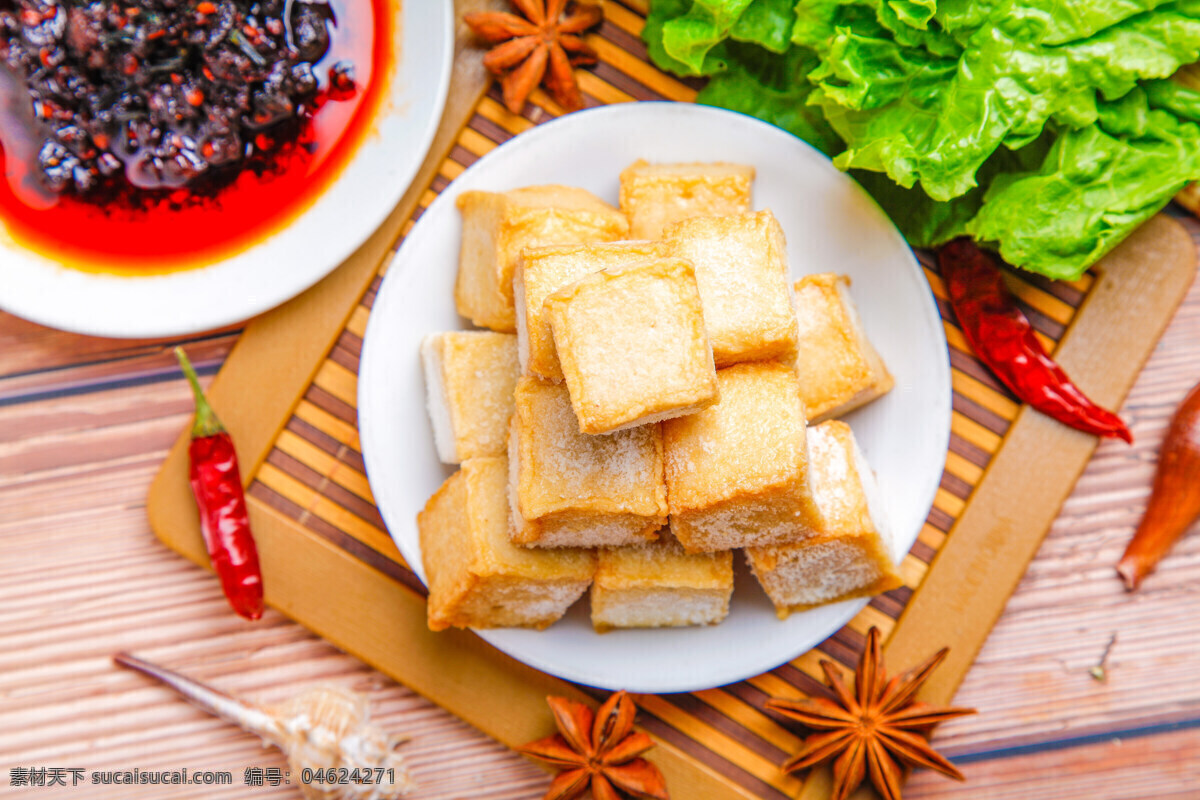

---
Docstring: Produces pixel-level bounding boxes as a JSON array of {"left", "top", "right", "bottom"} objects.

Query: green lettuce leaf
[
  {"left": 857, "top": 130, "right": 1055, "bottom": 248},
  {"left": 643, "top": 0, "right": 714, "bottom": 77},
  {"left": 644, "top": 0, "right": 782, "bottom": 76},
  {"left": 800, "top": 0, "right": 1200, "bottom": 200},
  {"left": 696, "top": 43, "right": 844, "bottom": 155},
  {"left": 968, "top": 86, "right": 1200, "bottom": 277},
  {"left": 642, "top": 0, "right": 1200, "bottom": 280},
  {"left": 887, "top": 0, "right": 936, "bottom": 29},
  {"left": 731, "top": 0, "right": 796, "bottom": 53}
]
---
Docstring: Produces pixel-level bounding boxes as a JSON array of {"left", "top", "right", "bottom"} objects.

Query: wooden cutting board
[{"left": 145, "top": 2, "right": 1198, "bottom": 797}]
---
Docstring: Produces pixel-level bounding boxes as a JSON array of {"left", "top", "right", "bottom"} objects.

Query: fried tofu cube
[
  {"left": 455, "top": 185, "right": 629, "bottom": 332},
  {"left": 544, "top": 258, "right": 719, "bottom": 434},
  {"left": 791, "top": 274, "right": 894, "bottom": 423},
  {"left": 663, "top": 211, "right": 798, "bottom": 366},
  {"left": 421, "top": 331, "right": 520, "bottom": 464},
  {"left": 619, "top": 160, "right": 755, "bottom": 240},
  {"left": 663, "top": 362, "right": 821, "bottom": 552},
  {"left": 418, "top": 457, "right": 596, "bottom": 631},
  {"left": 590, "top": 530, "right": 733, "bottom": 631},
  {"left": 746, "top": 421, "right": 902, "bottom": 617},
  {"left": 509, "top": 377, "right": 667, "bottom": 548},
  {"left": 515, "top": 241, "right": 663, "bottom": 382}
]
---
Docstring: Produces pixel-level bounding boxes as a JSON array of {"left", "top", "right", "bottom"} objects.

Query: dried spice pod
[
  {"left": 1117, "top": 380, "right": 1200, "bottom": 590},
  {"left": 518, "top": 690, "right": 668, "bottom": 800},
  {"left": 463, "top": 0, "right": 602, "bottom": 115},
  {"left": 113, "top": 653, "right": 415, "bottom": 799},
  {"left": 767, "top": 627, "right": 975, "bottom": 800}
]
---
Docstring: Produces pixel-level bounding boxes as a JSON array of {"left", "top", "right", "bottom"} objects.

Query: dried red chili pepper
[
  {"left": 1116, "top": 380, "right": 1200, "bottom": 590},
  {"left": 175, "top": 347, "right": 264, "bottom": 620},
  {"left": 939, "top": 239, "right": 1132, "bottom": 443}
]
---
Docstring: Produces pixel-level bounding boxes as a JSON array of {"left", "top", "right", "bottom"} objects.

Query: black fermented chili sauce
[{"left": 0, "top": 0, "right": 389, "bottom": 272}]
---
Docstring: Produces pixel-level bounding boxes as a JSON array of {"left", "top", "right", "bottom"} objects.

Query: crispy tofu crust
[
  {"left": 663, "top": 210, "right": 798, "bottom": 367},
  {"left": 591, "top": 530, "right": 733, "bottom": 631},
  {"left": 545, "top": 258, "right": 719, "bottom": 434},
  {"left": 422, "top": 331, "right": 520, "bottom": 463},
  {"left": 455, "top": 186, "right": 629, "bottom": 332},
  {"left": 417, "top": 457, "right": 595, "bottom": 631},
  {"left": 619, "top": 160, "right": 755, "bottom": 240},
  {"left": 791, "top": 274, "right": 894, "bottom": 422},
  {"left": 509, "top": 378, "right": 667, "bottom": 548},
  {"left": 745, "top": 421, "right": 902, "bottom": 617},
  {"left": 516, "top": 241, "right": 663, "bottom": 382},
  {"left": 430, "top": 177, "right": 901, "bottom": 630},
  {"left": 663, "top": 362, "right": 821, "bottom": 552}
]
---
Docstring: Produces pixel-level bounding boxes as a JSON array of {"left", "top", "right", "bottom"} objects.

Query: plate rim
[
  {"left": 359, "top": 101, "right": 952, "bottom": 692},
  {"left": 0, "top": 0, "right": 455, "bottom": 338}
]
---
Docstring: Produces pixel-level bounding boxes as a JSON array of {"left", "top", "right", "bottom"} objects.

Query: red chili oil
[{"left": 0, "top": 0, "right": 392, "bottom": 274}]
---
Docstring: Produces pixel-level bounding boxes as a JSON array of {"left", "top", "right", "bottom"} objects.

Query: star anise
[
  {"left": 766, "top": 627, "right": 976, "bottom": 800},
  {"left": 518, "top": 691, "right": 669, "bottom": 800},
  {"left": 463, "top": 0, "right": 602, "bottom": 115}
]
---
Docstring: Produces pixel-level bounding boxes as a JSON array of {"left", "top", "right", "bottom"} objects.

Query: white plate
[
  {"left": 359, "top": 103, "right": 951, "bottom": 692},
  {"left": 0, "top": 0, "right": 453, "bottom": 338}
]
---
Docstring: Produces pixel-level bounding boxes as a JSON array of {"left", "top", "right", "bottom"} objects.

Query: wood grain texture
[
  {"left": 0, "top": 316, "right": 240, "bottom": 385},
  {"left": 908, "top": 726, "right": 1200, "bottom": 799}
]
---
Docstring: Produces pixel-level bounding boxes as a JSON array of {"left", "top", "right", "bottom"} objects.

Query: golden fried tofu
[
  {"left": 619, "top": 160, "right": 755, "bottom": 240},
  {"left": 662, "top": 211, "right": 798, "bottom": 366},
  {"left": 421, "top": 331, "right": 520, "bottom": 464},
  {"left": 590, "top": 529, "right": 733, "bottom": 631},
  {"left": 791, "top": 274, "right": 894, "bottom": 422},
  {"left": 455, "top": 185, "right": 629, "bottom": 332},
  {"left": 515, "top": 241, "right": 663, "bottom": 382},
  {"left": 746, "top": 421, "right": 901, "bottom": 618},
  {"left": 508, "top": 377, "right": 667, "bottom": 548},
  {"left": 544, "top": 258, "right": 719, "bottom": 434},
  {"left": 418, "top": 457, "right": 596, "bottom": 631},
  {"left": 663, "top": 362, "right": 821, "bottom": 552}
]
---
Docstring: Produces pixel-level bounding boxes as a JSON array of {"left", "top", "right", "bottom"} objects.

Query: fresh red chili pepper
[
  {"left": 1116, "top": 380, "right": 1200, "bottom": 590},
  {"left": 175, "top": 347, "right": 264, "bottom": 620},
  {"left": 939, "top": 238, "right": 1132, "bottom": 443}
]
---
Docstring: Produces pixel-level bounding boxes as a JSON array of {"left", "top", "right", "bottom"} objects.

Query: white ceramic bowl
[
  {"left": 0, "top": 0, "right": 453, "bottom": 338},
  {"left": 359, "top": 103, "right": 951, "bottom": 692}
]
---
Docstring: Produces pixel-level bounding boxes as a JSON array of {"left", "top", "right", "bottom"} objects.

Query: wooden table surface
[{"left": 3, "top": 224, "right": 1200, "bottom": 797}]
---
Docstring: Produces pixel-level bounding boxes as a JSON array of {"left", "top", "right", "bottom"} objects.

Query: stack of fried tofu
[{"left": 418, "top": 161, "right": 901, "bottom": 633}]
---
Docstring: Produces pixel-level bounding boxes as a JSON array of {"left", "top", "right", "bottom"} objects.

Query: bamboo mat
[
  {"left": 242, "top": 135, "right": 1071, "bottom": 799},
  {"left": 143, "top": 3, "right": 1198, "bottom": 799}
]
